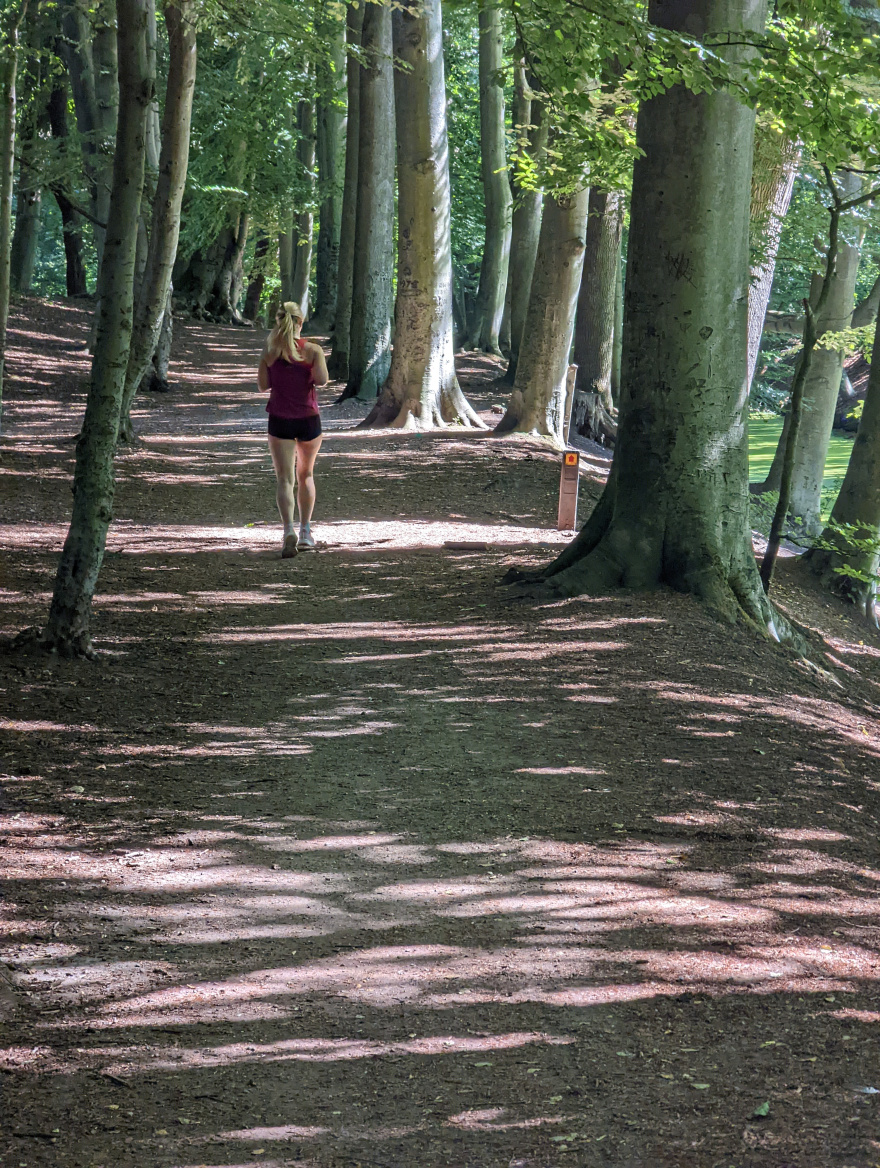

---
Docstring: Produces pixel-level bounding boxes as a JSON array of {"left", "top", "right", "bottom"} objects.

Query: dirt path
[{"left": 3, "top": 300, "right": 880, "bottom": 1167}]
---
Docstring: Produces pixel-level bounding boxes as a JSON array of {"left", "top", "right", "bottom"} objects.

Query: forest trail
[{"left": 3, "top": 302, "right": 880, "bottom": 1168}]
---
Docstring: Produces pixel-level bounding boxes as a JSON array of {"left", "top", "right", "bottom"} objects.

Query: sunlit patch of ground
[{"left": 2, "top": 300, "right": 880, "bottom": 1167}]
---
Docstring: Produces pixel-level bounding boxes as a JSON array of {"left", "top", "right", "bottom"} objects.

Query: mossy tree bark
[
  {"left": 493, "top": 184, "right": 589, "bottom": 443},
  {"left": 572, "top": 187, "right": 624, "bottom": 446},
  {"left": 340, "top": 2, "right": 394, "bottom": 401},
  {"left": 467, "top": 0, "right": 511, "bottom": 355},
  {"left": 500, "top": 61, "right": 546, "bottom": 385},
  {"left": 328, "top": 2, "right": 363, "bottom": 379},
  {"left": 118, "top": 0, "right": 196, "bottom": 443},
  {"left": 516, "top": 0, "right": 788, "bottom": 637},
  {"left": 803, "top": 307, "right": 880, "bottom": 623},
  {"left": 752, "top": 171, "right": 863, "bottom": 535},
  {"left": 42, "top": 0, "right": 152, "bottom": 657},
  {"left": 747, "top": 125, "right": 798, "bottom": 389},
  {"left": 361, "top": 0, "right": 483, "bottom": 430},
  {"left": 312, "top": 14, "right": 345, "bottom": 331},
  {"left": 0, "top": 0, "right": 27, "bottom": 433}
]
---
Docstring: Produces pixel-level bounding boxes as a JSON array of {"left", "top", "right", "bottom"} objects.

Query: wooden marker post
[
  {"left": 558, "top": 364, "right": 579, "bottom": 530},
  {"left": 557, "top": 450, "right": 580, "bottom": 530}
]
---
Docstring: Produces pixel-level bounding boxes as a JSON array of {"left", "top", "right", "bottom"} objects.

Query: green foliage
[
  {"left": 815, "top": 323, "right": 875, "bottom": 360},
  {"left": 443, "top": 4, "right": 485, "bottom": 286},
  {"left": 812, "top": 519, "right": 880, "bottom": 586}
]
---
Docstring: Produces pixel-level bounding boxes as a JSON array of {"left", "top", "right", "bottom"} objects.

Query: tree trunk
[
  {"left": 746, "top": 127, "right": 799, "bottom": 389},
  {"left": 515, "top": 0, "right": 786, "bottom": 639},
  {"left": 91, "top": 0, "right": 118, "bottom": 267},
  {"left": 243, "top": 232, "right": 269, "bottom": 321},
  {"left": 312, "top": 13, "right": 345, "bottom": 330},
  {"left": 117, "top": 0, "right": 196, "bottom": 443},
  {"left": 139, "top": 287, "right": 172, "bottom": 392},
  {"left": 468, "top": 0, "right": 511, "bottom": 355},
  {"left": 360, "top": 0, "right": 483, "bottom": 431},
  {"left": 0, "top": 0, "right": 26, "bottom": 433},
  {"left": 501, "top": 62, "right": 546, "bottom": 385},
  {"left": 494, "top": 184, "right": 589, "bottom": 443},
  {"left": 59, "top": 0, "right": 101, "bottom": 234},
  {"left": 47, "top": 75, "right": 89, "bottom": 296},
  {"left": 291, "top": 97, "right": 315, "bottom": 316},
  {"left": 328, "top": 1, "right": 363, "bottom": 379},
  {"left": 803, "top": 307, "right": 880, "bottom": 622},
  {"left": 611, "top": 247, "right": 623, "bottom": 405},
  {"left": 340, "top": 2, "right": 395, "bottom": 401},
  {"left": 753, "top": 171, "right": 864, "bottom": 536},
  {"left": 572, "top": 187, "right": 624, "bottom": 445},
  {"left": 42, "top": 0, "right": 152, "bottom": 657},
  {"left": 176, "top": 215, "right": 248, "bottom": 322},
  {"left": 10, "top": 181, "right": 40, "bottom": 295}
]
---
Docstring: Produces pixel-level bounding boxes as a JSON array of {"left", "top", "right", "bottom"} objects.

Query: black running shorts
[{"left": 267, "top": 414, "right": 322, "bottom": 441}]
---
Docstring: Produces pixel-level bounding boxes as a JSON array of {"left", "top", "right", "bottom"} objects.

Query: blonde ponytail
[{"left": 268, "top": 301, "right": 306, "bottom": 363}]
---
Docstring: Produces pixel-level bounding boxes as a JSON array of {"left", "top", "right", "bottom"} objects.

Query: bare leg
[
  {"left": 268, "top": 436, "right": 298, "bottom": 555},
  {"left": 295, "top": 434, "right": 323, "bottom": 527}
]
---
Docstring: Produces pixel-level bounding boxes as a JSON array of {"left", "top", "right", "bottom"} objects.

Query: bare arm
[
  {"left": 306, "top": 341, "right": 329, "bottom": 386},
  {"left": 258, "top": 355, "right": 270, "bottom": 391}
]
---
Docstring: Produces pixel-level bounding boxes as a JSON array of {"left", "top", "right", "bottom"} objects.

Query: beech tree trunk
[
  {"left": 340, "top": 2, "right": 395, "bottom": 401},
  {"left": 501, "top": 62, "right": 546, "bottom": 385},
  {"left": 91, "top": 0, "right": 118, "bottom": 265},
  {"left": 572, "top": 187, "right": 624, "bottom": 445},
  {"left": 139, "top": 287, "right": 172, "bottom": 392},
  {"left": 611, "top": 249, "right": 623, "bottom": 405},
  {"left": 291, "top": 97, "right": 315, "bottom": 316},
  {"left": 47, "top": 80, "right": 88, "bottom": 296},
  {"left": 494, "top": 184, "right": 589, "bottom": 443},
  {"left": 361, "top": 0, "right": 483, "bottom": 431},
  {"left": 328, "top": 1, "right": 363, "bottom": 379},
  {"left": 753, "top": 171, "right": 863, "bottom": 536},
  {"left": 516, "top": 0, "right": 787, "bottom": 638},
  {"left": 118, "top": 0, "right": 196, "bottom": 443},
  {"left": 468, "top": 0, "right": 511, "bottom": 354},
  {"left": 10, "top": 179, "right": 39, "bottom": 295},
  {"left": 803, "top": 307, "right": 880, "bottom": 622},
  {"left": 42, "top": 0, "right": 152, "bottom": 657},
  {"left": 0, "top": 0, "right": 26, "bottom": 431},
  {"left": 243, "top": 232, "right": 269, "bottom": 321},
  {"left": 176, "top": 215, "right": 248, "bottom": 321},
  {"left": 746, "top": 127, "right": 799, "bottom": 389},
  {"left": 312, "top": 15, "right": 345, "bottom": 330}
]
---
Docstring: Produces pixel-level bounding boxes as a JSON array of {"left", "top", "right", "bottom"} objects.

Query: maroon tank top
[{"left": 266, "top": 340, "right": 319, "bottom": 419}]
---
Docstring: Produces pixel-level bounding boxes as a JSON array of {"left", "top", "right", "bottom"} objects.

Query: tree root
[{"left": 5, "top": 626, "right": 96, "bottom": 660}]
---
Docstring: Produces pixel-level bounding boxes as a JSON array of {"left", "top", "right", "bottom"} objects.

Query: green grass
[{"left": 748, "top": 416, "right": 854, "bottom": 512}]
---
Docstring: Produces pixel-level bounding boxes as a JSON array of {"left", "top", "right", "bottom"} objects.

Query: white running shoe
[
  {"left": 281, "top": 530, "right": 299, "bottom": 558},
  {"left": 298, "top": 526, "right": 316, "bottom": 549}
]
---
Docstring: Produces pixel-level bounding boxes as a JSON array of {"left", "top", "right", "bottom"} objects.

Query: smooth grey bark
[
  {"left": 468, "top": 0, "right": 511, "bottom": 354},
  {"left": 91, "top": 0, "right": 118, "bottom": 265},
  {"left": 10, "top": 181, "right": 40, "bottom": 295},
  {"left": 746, "top": 127, "right": 799, "bottom": 388},
  {"left": 517, "top": 0, "right": 787, "bottom": 638},
  {"left": 572, "top": 187, "right": 624, "bottom": 445},
  {"left": 312, "top": 14, "right": 345, "bottom": 330},
  {"left": 42, "top": 0, "right": 152, "bottom": 657},
  {"left": 753, "top": 170, "right": 864, "bottom": 536},
  {"left": 499, "top": 54, "right": 529, "bottom": 358},
  {"left": 341, "top": 2, "right": 394, "bottom": 401},
  {"left": 611, "top": 249, "right": 623, "bottom": 405},
  {"left": 494, "top": 184, "right": 589, "bottom": 443},
  {"left": 291, "top": 97, "right": 315, "bottom": 315},
  {"left": 328, "top": 1, "right": 363, "bottom": 379},
  {"left": 803, "top": 307, "right": 880, "bottom": 623},
  {"left": 243, "top": 232, "right": 269, "bottom": 321},
  {"left": 139, "top": 287, "right": 172, "bottom": 392},
  {"left": 361, "top": 0, "right": 483, "bottom": 430},
  {"left": 118, "top": 0, "right": 196, "bottom": 442},
  {"left": 47, "top": 80, "right": 88, "bottom": 296},
  {"left": 501, "top": 63, "right": 546, "bottom": 385},
  {"left": 0, "top": 0, "right": 26, "bottom": 432}
]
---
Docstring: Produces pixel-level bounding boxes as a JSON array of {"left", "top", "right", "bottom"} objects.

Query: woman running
[{"left": 258, "top": 301, "right": 329, "bottom": 557}]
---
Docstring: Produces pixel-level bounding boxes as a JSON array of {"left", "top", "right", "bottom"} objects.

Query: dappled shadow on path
[{"left": 3, "top": 302, "right": 880, "bottom": 1166}]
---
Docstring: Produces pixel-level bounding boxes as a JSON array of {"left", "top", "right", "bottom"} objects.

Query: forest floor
[{"left": 2, "top": 299, "right": 880, "bottom": 1168}]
